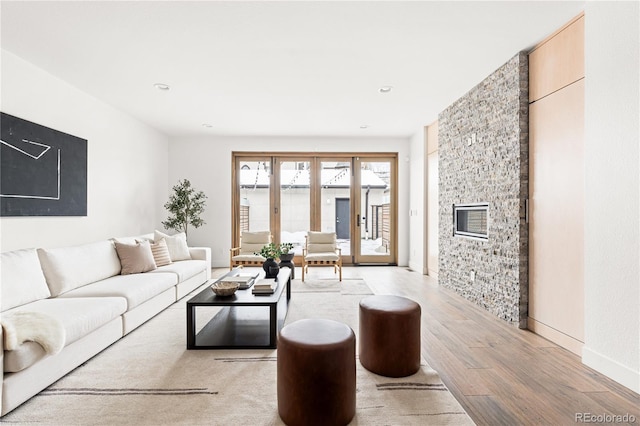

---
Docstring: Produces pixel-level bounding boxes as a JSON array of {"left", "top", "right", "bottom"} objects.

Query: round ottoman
[
  {"left": 359, "top": 295, "right": 421, "bottom": 377},
  {"left": 277, "top": 318, "right": 356, "bottom": 426}
]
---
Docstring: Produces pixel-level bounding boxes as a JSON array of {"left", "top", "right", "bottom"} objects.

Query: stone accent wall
[{"left": 438, "top": 52, "right": 529, "bottom": 328}]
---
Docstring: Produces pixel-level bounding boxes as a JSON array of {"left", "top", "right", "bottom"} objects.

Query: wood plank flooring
[{"left": 352, "top": 266, "right": 640, "bottom": 425}]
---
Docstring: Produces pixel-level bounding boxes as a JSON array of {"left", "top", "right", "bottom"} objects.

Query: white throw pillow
[
  {"left": 154, "top": 230, "right": 191, "bottom": 261},
  {"left": 1, "top": 249, "right": 52, "bottom": 311}
]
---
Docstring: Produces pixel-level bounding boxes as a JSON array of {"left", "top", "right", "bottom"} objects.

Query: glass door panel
[
  {"left": 356, "top": 159, "right": 395, "bottom": 263},
  {"left": 279, "top": 160, "right": 310, "bottom": 255},
  {"left": 320, "top": 160, "right": 351, "bottom": 257},
  {"left": 238, "top": 159, "right": 271, "bottom": 236}
]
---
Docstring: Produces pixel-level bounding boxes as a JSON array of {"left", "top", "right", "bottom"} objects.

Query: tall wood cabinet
[{"left": 528, "top": 14, "right": 585, "bottom": 355}]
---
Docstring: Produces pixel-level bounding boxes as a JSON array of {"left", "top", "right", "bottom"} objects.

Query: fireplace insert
[{"left": 453, "top": 203, "right": 488, "bottom": 240}]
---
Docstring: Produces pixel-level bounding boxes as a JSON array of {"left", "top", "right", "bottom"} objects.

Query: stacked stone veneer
[{"left": 438, "top": 52, "right": 529, "bottom": 328}]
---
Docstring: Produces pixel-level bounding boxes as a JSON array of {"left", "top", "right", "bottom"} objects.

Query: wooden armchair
[
  {"left": 229, "top": 231, "right": 272, "bottom": 270},
  {"left": 301, "top": 231, "right": 342, "bottom": 281}
]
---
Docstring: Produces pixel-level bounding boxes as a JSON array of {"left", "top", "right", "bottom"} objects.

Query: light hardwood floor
[{"left": 290, "top": 266, "right": 639, "bottom": 425}]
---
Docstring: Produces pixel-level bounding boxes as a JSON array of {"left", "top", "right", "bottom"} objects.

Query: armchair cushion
[
  {"left": 305, "top": 253, "right": 340, "bottom": 262},
  {"left": 239, "top": 231, "right": 271, "bottom": 254},
  {"left": 306, "top": 232, "right": 338, "bottom": 254},
  {"left": 307, "top": 231, "right": 337, "bottom": 244},
  {"left": 301, "top": 232, "right": 342, "bottom": 282},
  {"left": 232, "top": 254, "right": 266, "bottom": 262}
]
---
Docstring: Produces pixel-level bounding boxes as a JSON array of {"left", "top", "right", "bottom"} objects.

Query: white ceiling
[{"left": 1, "top": 1, "right": 585, "bottom": 138}]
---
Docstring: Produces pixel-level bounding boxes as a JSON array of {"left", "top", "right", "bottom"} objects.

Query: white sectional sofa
[{"left": 0, "top": 233, "right": 211, "bottom": 416}]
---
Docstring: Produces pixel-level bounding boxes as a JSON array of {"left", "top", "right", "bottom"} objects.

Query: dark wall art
[{"left": 1, "top": 112, "right": 87, "bottom": 216}]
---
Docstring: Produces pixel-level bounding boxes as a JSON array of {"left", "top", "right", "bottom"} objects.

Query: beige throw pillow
[
  {"left": 150, "top": 238, "right": 172, "bottom": 267},
  {"left": 154, "top": 230, "right": 191, "bottom": 261},
  {"left": 114, "top": 240, "right": 157, "bottom": 275}
]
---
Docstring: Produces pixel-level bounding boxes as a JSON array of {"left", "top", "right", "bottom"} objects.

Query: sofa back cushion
[
  {"left": 38, "top": 240, "right": 121, "bottom": 296},
  {"left": 1, "top": 249, "right": 51, "bottom": 311}
]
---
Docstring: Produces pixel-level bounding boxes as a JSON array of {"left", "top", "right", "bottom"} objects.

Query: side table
[{"left": 279, "top": 259, "right": 295, "bottom": 279}]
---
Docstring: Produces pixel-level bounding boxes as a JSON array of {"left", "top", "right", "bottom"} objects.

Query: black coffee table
[{"left": 186, "top": 267, "right": 291, "bottom": 349}]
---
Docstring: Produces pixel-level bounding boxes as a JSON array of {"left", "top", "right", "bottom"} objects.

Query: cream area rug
[{"left": 1, "top": 279, "right": 474, "bottom": 425}]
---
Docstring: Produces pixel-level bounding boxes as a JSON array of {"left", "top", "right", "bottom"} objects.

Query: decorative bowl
[{"left": 211, "top": 282, "right": 239, "bottom": 296}]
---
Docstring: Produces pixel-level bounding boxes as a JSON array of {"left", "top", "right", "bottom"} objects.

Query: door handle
[
  {"left": 336, "top": 218, "right": 340, "bottom": 223},
  {"left": 357, "top": 214, "right": 360, "bottom": 227}
]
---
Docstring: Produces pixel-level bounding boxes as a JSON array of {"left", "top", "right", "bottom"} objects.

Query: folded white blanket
[{"left": 1, "top": 311, "right": 66, "bottom": 355}]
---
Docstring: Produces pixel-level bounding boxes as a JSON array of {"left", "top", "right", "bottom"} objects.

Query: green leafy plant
[
  {"left": 255, "top": 242, "right": 294, "bottom": 259},
  {"left": 162, "top": 179, "right": 207, "bottom": 238}
]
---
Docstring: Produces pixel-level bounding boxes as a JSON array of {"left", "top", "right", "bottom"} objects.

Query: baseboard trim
[
  {"left": 527, "top": 317, "right": 583, "bottom": 355},
  {"left": 582, "top": 346, "right": 640, "bottom": 393}
]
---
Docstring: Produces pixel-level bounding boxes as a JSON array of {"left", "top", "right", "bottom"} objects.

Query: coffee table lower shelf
[{"left": 190, "top": 303, "right": 288, "bottom": 349}]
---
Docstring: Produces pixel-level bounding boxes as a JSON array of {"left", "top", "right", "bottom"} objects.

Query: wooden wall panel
[
  {"left": 529, "top": 15, "right": 584, "bottom": 102},
  {"left": 426, "top": 121, "right": 439, "bottom": 155},
  {"left": 426, "top": 121, "right": 439, "bottom": 276},
  {"left": 528, "top": 79, "right": 585, "bottom": 354},
  {"left": 427, "top": 151, "right": 439, "bottom": 276}
]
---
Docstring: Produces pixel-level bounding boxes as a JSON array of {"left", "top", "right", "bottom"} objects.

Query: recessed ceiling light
[
  {"left": 360, "top": 125, "right": 370, "bottom": 129},
  {"left": 153, "top": 83, "right": 170, "bottom": 91},
  {"left": 202, "top": 123, "right": 213, "bottom": 128},
  {"left": 378, "top": 86, "right": 393, "bottom": 93}
]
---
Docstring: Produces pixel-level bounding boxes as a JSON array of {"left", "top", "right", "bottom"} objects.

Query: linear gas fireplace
[{"left": 453, "top": 203, "right": 489, "bottom": 240}]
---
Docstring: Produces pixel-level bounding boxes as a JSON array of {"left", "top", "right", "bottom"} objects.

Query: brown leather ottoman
[
  {"left": 277, "top": 318, "right": 356, "bottom": 426},
  {"left": 359, "top": 295, "right": 421, "bottom": 377}
]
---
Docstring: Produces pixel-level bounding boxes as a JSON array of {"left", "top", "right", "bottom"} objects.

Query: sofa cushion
[
  {"left": 57, "top": 272, "right": 177, "bottom": 310},
  {"left": 2, "top": 311, "right": 65, "bottom": 354},
  {"left": 114, "top": 240, "right": 157, "bottom": 275},
  {"left": 149, "top": 259, "right": 207, "bottom": 282},
  {"left": 154, "top": 230, "right": 191, "bottom": 261},
  {"left": 2, "top": 297, "right": 126, "bottom": 372},
  {"left": 150, "top": 239, "right": 172, "bottom": 267},
  {"left": 38, "top": 240, "right": 121, "bottom": 296},
  {"left": 1, "top": 249, "right": 51, "bottom": 311},
  {"left": 6, "top": 297, "right": 127, "bottom": 347}
]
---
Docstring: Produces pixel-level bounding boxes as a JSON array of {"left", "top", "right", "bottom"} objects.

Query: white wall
[
  {"left": 583, "top": 2, "right": 639, "bottom": 392},
  {"left": 0, "top": 50, "right": 169, "bottom": 251},
  {"left": 168, "top": 136, "right": 410, "bottom": 267},
  {"left": 408, "top": 127, "right": 426, "bottom": 273}
]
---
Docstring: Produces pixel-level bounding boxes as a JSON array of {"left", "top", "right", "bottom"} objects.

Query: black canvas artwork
[{"left": 1, "top": 112, "right": 87, "bottom": 216}]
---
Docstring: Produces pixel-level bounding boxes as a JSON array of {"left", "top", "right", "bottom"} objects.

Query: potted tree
[{"left": 162, "top": 179, "right": 207, "bottom": 239}]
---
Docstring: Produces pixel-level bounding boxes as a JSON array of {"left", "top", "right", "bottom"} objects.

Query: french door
[
  {"left": 232, "top": 153, "right": 397, "bottom": 265},
  {"left": 353, "top": 157, "right": 395, "bottom": 264}
]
